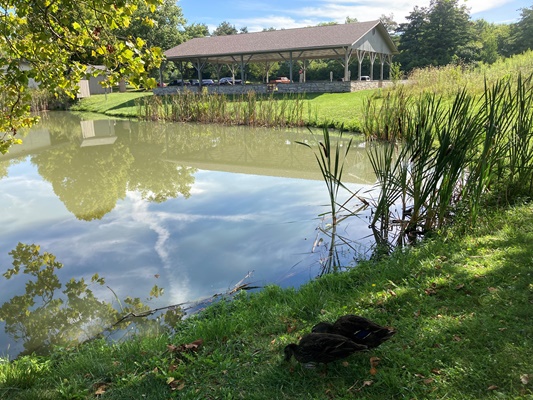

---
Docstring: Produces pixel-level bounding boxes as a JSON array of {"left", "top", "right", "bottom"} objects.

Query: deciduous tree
[{"left": 0, "top": 0, "right": 164, "bottom": 154}]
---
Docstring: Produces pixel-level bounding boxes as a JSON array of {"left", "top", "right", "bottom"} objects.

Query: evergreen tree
[
  {"left": 396, "top": 6, "right": 430, "bottom": 71},
  {"left": 511, "top": 5, "right": 533, "bottom": 54},
  {"left": 396, "top": 0, "right": 472, "bottom": 71},
  {"left": 212, "top": 21, "right": 239, "bottom": 36}
]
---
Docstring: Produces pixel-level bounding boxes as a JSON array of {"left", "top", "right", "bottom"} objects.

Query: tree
[
  {"left": 468, "top": 19, "right": 503, "bottom": 64},
  {"left": 379, "top": 13, "right": 398, "bottom": 34},
  {"left": 118, "top": 0, "right": 187, "bottom": 51},
  {"left": 510, "top": 5, "right": 533, "bottom": 54},
  {"left": 396, "top": 6, "right": 431, "bottom": 71},
  {"left": 425, "top": 0, "right": 471, "bottom": 66},
  {"left": 212, "top": 21, "right": 238, "bottom": 36},
  {"left": 184, "top": 23, "right": 210, "bottom": 40},
  {"left": 396, "top": 0, "right": 472, "bottom": 71},
  {"left": 0, "top": 0, "right": 164, "bottom": 155}
]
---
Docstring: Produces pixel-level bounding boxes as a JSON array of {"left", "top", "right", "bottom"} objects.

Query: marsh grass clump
[
  {"left": 136, "top": 90, "right": 307, "bottom": 128},
  {"left": 364, "top": 72, "right": 533, "bottom": 246}
]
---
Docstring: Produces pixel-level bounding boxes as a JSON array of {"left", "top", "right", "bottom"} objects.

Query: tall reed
[
  {"left": 136, "top": 90, "right": 307, "bottom": 128},
  {"left": 297, "top": 127, "right": 368, "bottom": 272},
  {"left": 364, "top": 72, "right": 533, "bottom": 245}
]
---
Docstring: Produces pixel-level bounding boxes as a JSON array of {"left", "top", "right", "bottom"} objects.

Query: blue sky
[{"left": 179, "top": 0, "right": 530, "bottom": 33}]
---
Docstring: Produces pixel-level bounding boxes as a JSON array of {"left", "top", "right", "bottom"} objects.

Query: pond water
[{"left": 0, "top": 111, "right": 378, "bottom": 358}]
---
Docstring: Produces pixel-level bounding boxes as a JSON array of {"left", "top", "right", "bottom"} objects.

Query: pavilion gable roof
[{"left": 165, "top": 20, "right": 397, "bottom": 64}]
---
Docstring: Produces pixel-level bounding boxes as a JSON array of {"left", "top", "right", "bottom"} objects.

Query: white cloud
[{"left": 232, "top": 0, "right": 520, "bottom": 31}]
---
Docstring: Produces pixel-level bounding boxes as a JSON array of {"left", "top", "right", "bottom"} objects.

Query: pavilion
[{"left": 158, "top": 20, "right": 398, "bottom": 94}]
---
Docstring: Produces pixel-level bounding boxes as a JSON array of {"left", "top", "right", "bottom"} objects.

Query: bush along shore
[{"left": 1, "top": 202, "right": 532, "bottom": 399}]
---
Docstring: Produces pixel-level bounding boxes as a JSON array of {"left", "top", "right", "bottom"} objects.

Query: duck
[
  {"left": 284, "top": 332, "right": 367, "bottom": 366},
  {"left": 311, "top": 314, "right": 396, "bottom": 349}
]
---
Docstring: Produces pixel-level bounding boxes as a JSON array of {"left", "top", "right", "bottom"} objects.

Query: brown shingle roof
[{"left": 165, "top": 20, "right": 397, "bottom": 64}]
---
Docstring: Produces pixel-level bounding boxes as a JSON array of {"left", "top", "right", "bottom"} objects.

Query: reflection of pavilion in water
[
  {"left": 0, "top": 119, "right": 118, "bottom": 160},
  {"left": 2, "top": 117, "right": 376, "bottom": 185},
  {"left": 163, "top": 136, "right": 377, "bottom": 185},
  {"left": 80, "top": 120, "right": 117, "bottom": 147}
]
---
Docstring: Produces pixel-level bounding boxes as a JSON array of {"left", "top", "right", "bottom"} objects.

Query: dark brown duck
[{"left": 312, "top": 315, "right": 396, "bottom": 349}]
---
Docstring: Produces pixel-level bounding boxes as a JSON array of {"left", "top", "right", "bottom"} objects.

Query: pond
[{"left": 0, "top": 111, "right": 378, "bottom": 358}]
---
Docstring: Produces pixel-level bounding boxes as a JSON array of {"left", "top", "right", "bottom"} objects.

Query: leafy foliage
[{"left": 0, "top": 0, "right": 166, "bottom": 154}]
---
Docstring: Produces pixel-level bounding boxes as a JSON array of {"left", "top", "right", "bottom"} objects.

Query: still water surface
[{"left": 0, "top": 111, "right": 377, "bottom": 357}]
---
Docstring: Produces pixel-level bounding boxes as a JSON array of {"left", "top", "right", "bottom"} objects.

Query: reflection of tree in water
[
  {"left": 0, "top": 158, "right": 19, "bottom": 180},
  {"left": 124, "top": 122, "right": 195, "bottom": 202},
  {"left": 36, "top": 111, "right": 85, "bottom": 143},
  {"left": 30, "top": 116, "right": 197, "bottom": 220},
  {"left": 0, "top": 243, "right": 172, "bottom": 356},
  {"left": 32, "top": 142, "right": 134, "bottom": 220}
]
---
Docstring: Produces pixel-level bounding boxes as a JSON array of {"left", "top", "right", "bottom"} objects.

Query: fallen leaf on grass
[
  {"left": 488, "top": 287, "right": 498, "bottom": 292},
  {"left": 185, "top": 339, "right": 203, "bottom": 350},
  {"left": 167, "top": 344, "right": 178, "bottom": 352},
  {"left": 423, "top": 378, "right": 435, "bottom": 384},
  {"left": 369, "top": 357, "right": 380, "bottom": 375},
  {"left": 94, "top": 383, "right": 107, "bottom": 396},
  {"left": 168, "top": 339, "right": 204, "bottom": 354},
  {"left": 455, "top": 284, "right": 465, "bottom": 290},
  {"left": 349, "top": 380, "right": 374, "bottom": 392},
  {"left": 168, "top": 379, "right": 185, "bottom": 391},
  {"left": 453, "top": 335, "right": 462, "bottom": 341},
  {"left": 487, "top": 385, "right": 498, "bottom": 390},
  {"left": 431, "top": 369, "right": 442, "bottom": 375},
  {"left": 342, "top": 361, "right": 350, "bottom": 367},
  {"left": 521, "top": 374, "right": 530, "bottom": 385}
]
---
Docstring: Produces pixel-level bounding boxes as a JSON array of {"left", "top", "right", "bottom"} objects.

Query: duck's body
[
  {"left": 284, "top": 333, "right": 367, "bottom": 365},
  {"left": 312, "top": 315, "right": 396, "bottom": 349}
]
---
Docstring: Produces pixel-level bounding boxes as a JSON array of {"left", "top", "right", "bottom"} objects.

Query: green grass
[
  {"left": 2, "top": 202, "right": 532, "bottom": 399},
  {"left": 70, "top": 90, "right": 374, "bottom": 131},
  {"left": 69, "top": 91, "right": 152, "bottom": 117}
]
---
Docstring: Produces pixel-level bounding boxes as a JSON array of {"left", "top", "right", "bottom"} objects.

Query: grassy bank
[
  {"left": 2, "top": 202, "right": 532, "bottom": 399},
  {"left": 69, "top": 90, "right": 374, "bottom": 131}
]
